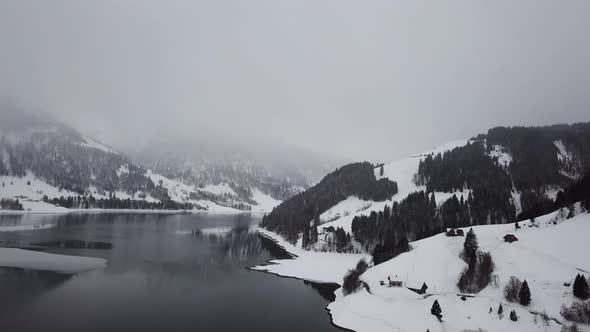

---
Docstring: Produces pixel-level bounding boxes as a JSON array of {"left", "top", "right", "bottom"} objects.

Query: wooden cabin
[
  {"left": 503, "top": 234, "right": 518, "bottom": 243},
  {"left": 446, "top": 228, "right": 464, "bottom": 237},
  {"left": 389, "top": 280, "right": 403, "bottom": 287}
]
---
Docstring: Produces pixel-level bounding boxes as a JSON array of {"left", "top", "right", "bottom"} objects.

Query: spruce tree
[
  {"left": 431, "top": 300, "right": 442, "bottom": 320},
  {"left": 573, "top": 274, "right": 589, "bottom": 299},
  {"left": 498, "top": 303, "right": 503, "bottom": 316},
  {"left": 510, "top": 310, "right": 518, "bottom": 321},
  {"left": 463, "top": 228, "right": 478, "bottom": 265},
  {"left": 519, "top": 280, "right": 531, "bottom": 306}
]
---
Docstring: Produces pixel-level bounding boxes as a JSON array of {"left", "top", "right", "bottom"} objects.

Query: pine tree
[
  {"left": 463, "top": 228, "right": 479, "bottom": 265},
  {"left": 380, "top": 164, "right": 384, "bottom": 176},
  {"left": 573, "top": 274, "right": 589, "bottom": 299},
  {"left": 510, "top": 310, "right": 518, "bottom": 321},
  {"left": 498, "top": 303, "right": 503, "bottom": 316},
  {"left": 431, "top": 300, "right": 442, "bottom": 321},
  {"left": 519, "top": 280, "right": 531, "bottom": 306}
]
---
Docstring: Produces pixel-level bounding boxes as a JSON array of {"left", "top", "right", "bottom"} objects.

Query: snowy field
[
  {"left": 253, "top": 141, "right": 589, "bottom": 331},
  {"left": 255, "top": 211, "right": 590, "bottom": 332},
  {"left": 1, "top": 171, "right": 281, "bottom": 214}
]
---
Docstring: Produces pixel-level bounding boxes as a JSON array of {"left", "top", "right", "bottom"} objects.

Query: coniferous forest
[
  {"left": 263, "top": 123, "right": 590, "bottom": 264},
  {"left": 261, "top": 162, "right": 398, "bottom": 243}
]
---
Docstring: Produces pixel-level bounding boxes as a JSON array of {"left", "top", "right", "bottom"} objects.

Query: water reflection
[{"left": 0, "top": 213, "right": 344, "bottom": 332}]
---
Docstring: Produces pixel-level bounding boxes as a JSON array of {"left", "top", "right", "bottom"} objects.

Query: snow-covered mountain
[
  {"left": 0, "top": 109, "right": 284, "bottom": 213},
  {"left": 254, "top": 123, "right": 590, "bottom": 331},
  {"left": 131, "top": 138, "right": 337, "bottom": 206},
  {"left": 262, "top": 123, "right": 590, "bottom": 254}
]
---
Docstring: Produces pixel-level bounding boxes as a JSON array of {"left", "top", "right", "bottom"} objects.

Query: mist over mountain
[
  {"left": 0, "top": 107, "right": 331, "bottom": 212},
  {"left": 131, "top": 137, "right": 341, "bottom": 201}
]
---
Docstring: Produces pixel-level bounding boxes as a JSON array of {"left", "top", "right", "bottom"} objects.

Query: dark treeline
[
  {"left": 0, "top": 198, "right": 23, "bottom": 210},
  {"left": 416, "top": 141, "right": 516, "bottom": 225},
  {"left": 43, "top": 194, "right": 196, "bottom": 210},
  {"left": 352, "top": 191, "right": 434, "bottom": 264},
  {"left": 261, "top": 162, "right": 398, "bottom": 243},
  {"left": 486, "top": 123, "right": 590, "bottom": 191},
  {"left": 486, "top": 123, "right": 590, "bottom": 216},
  {"left": 306, "top": 226, "right": 354, "bottom": 253},
  {"left": 520, "top": 169, "right": 590, "bottom": 220}
]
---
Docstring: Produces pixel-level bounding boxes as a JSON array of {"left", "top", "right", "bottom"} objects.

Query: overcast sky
[{"left": 1, "top": 0, "right": 589, "bottom": 162}]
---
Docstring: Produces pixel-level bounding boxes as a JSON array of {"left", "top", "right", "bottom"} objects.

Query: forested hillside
[
  {"left": 0, "top": 110, "right": 161, "bottom": 197},
  {"left": 260, "top": 162, "right": 398, "bottom": 243},
  {"left": 0, "top": 109, "right": 278, "bottom": 212},
  {"left": 265, "top": 123, "right": 590, "bottom": 261}
]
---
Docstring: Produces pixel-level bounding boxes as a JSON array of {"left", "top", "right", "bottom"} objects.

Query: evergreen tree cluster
[
  {"left": 417, "top": 124, "right": 590, "bottom": 224},
  {"left": 301, "top": 225, "right": 319, "bottom": 249},
  {"left": 457, "top": 229, "right": 494, "bottom": 293},
  {"left": 0, "top": 198, "right": 23, "bottom": 210},
  {"left": 520, "top": 169, "right": 590, "bottom": 220},
  {"left": 342, "top": 259, "right": 369, "bottom": 295},
  {"left": 503, "top": 276, "right": 531, "bottom": 306},
  {"left": 431, "top": 300, "right": 443, "bottom": 321},
  {"left": 261, "top": 162, "right": 398, "bottom": 243},
  {"left": 573, "top": 274, "right": 589, "bottom": 300},
  {"left": 352, "top": 191, "right": 435, "bottom": 264},
  {"left": 416, "top": 141, "right": 516, "bottom": 225},
  {"left": 43, "top": 194, "right": 196, "bottom": 210},
  {"left": 486, "top": 123, "right": 590, "bottom": 191}
]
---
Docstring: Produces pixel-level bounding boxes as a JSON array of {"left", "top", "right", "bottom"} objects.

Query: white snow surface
[
  {"left": 78, "top": 136, "right": 119, "bottom": 154},
  {"left": 488, "top": 144, "right": 513, "bottom": 168},
  {"left": 554, "top": 140, "right": 580, "bottom": 179},
  {"left": 0, "top": 248, "right": 107, "bottom": 274},
  {"left": 256, "top": 210, "right": 590, "bottom": 332},
  {"left": 318, "top": 196, "right": 372, "bottom": 224},
  {"left": 321, "top": 140, "right": 469, "bottom": 234},
  {"left": 327, "top": 211, "right": 590, "bottom": 332},
  {"left": 199, "top": 183, "right": 238, "bottom": 197},
  {"left": 253, "top": 228, "right": 370, "bottom": 284},
  {"left": 250, "top": 188, "right": 282, "bottom": 213}
]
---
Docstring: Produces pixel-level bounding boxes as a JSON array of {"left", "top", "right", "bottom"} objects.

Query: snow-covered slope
[
  {"left": 255, "top": 209, "right": 590, "bottom": 332},
  {"left": 0, "top": 111, "right": 283, "bottom": 213},
  {"left": 317, "top": 140, "right": 469, "bottom": 234},
  {"left": 328, "top": 210, "right": 589, "bottom": 332}
]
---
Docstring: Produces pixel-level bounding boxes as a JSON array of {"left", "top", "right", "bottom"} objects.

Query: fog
[{"left": 1, "top": 0, "right": 589, "bottom": 162}]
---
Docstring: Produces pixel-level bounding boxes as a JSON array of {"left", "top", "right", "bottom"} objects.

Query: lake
[{"left": 0, "top": 213, "right": 343, "bottom": 332}]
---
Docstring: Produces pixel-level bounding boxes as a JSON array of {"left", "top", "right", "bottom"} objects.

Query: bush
[
  {"left": 561, "top": 323, "right": 580, "bottom": 332},
  {"left": 457, "top": 251, "right": 494, "bottom": 293},
  {"left": 561, "top": 301, "right": 590, "bottom": 324},
  {"left": 504, "top": 276, "right": 522, "bottom": 302},
  {"left": 342, "top": 259, "right": 369, "bottom": 295}
]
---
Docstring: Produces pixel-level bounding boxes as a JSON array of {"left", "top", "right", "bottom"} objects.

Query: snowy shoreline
[{"left": 253, "top": 210, "right": 590, "bottom": 332}]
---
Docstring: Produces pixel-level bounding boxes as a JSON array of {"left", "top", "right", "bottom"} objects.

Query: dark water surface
[{"left": 0, "top": 213, "right": 342, "bottom": 332}]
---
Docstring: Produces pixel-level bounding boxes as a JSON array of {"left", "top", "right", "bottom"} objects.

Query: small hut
[{"left": 503, "top": 234, "right": 518, "bottom": 243}]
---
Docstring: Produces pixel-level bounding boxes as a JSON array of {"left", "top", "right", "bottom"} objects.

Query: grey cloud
[{"left": 1, "top": 0, "right": 589, "bottom": 162}]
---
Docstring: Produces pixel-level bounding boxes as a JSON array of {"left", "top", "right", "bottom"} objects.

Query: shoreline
[
  {"left": 0, "top": 208, "right": 269, "bottom": 216},
  {"left": 252, "top": 227, "right": 356, "bottom": 332}
]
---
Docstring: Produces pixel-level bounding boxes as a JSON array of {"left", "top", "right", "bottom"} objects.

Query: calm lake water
[{"left": 0, "top": 213, "right": 343, "bottom": 332}]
